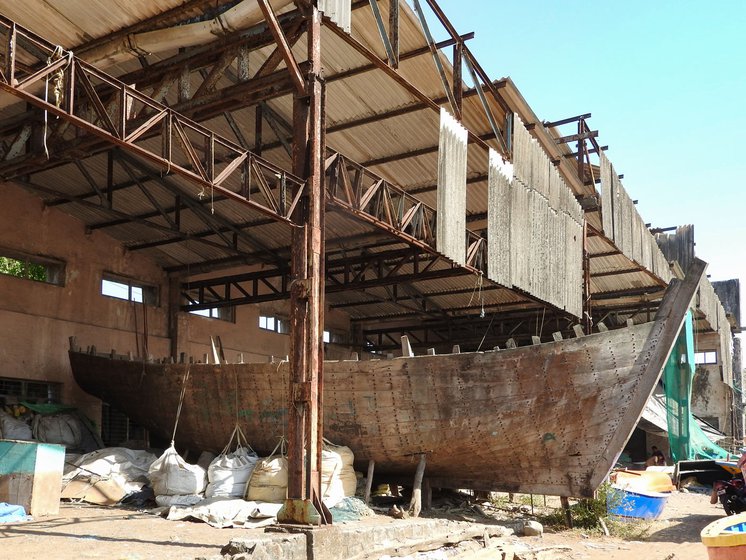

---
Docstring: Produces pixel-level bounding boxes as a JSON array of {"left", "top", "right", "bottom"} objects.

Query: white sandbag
[
  {"left": 245, "top": 455, "right": 288, "bottom": 503},
  {"left": 148, "top": 444, "right": 206, "bottom": 497},
  {"left": 206, "top": 425, "right": 259, "bottom": 498},
  {"left": 321, "top": 441, "right": 357, "bottom": 508},
  {"left": 0, "top": 410, "right": 33, "bottom": 440},
  {"left": 33, "top": 413, "right": 82, "bottom": 448},
  {"left": 156, "top": 494, "right": 203, "bottom": 507}
]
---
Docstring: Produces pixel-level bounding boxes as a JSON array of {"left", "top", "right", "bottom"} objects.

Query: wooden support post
[
  {"left": 279, "top": 4, "right": 329, "bottom": 526},
  {"left": 531, "top": 336, "right": 541, "bottom": 345},
  {"left": 401, "top": 335, "right": 414, "bottom": 357},
  {"left": 552, "top": 331, "right": 563, "bottom": 342},
  {"left": 560, "top": 496, "right": 573, "bottom": 528},
  {"left": 408, "top": 453, "right": 427, "bottom": 518},
  {"left": 423, "top": 478, "right": 432, "bottom": 511},
  {"left": 364, "top": 459, "right": 375, "bottom": 505},
  {"left": 168, "top": 276, "right": 181, "bottom": 361},
  {"left": 573, "top": 324, "right": 585, "bottom": 338}
]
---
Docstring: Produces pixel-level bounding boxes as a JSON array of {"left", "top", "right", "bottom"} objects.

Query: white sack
[
  {"left": 64, "top": 447, "right": 157, "bottom": 494},
  {"left": 206, "top": 447, "right": 258, "bottom": 498},
  {"left": 0, "top": 410, "right": 33, "bottom": 440},
  {"left": 321, "top": 442, "right": 357, "bottom": 508},
  {"left": 33, "top": 414, "right": 82, "bottom": 448},
  {"left": 148, "top": 444, "right": 206, "bottom": 497},
  {"left": 245, "top": 455, "right": 288, "bottom": 503}
]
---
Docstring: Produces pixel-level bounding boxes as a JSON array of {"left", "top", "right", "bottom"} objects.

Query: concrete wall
[
  {"left": 691, "top": 331, "right": 733, "bottom": 435},
  {"left": 0, "top": 183, "right": 352, "bottom": 425}
]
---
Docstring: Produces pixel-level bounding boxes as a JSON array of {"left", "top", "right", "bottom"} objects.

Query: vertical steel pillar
[{"left": 278, "top": 2, "right": 329, "bottom": 525}]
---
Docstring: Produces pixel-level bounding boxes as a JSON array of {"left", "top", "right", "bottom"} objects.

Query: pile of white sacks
[{"left": 143, "top": 430, "right": 357, "bottom": 527}]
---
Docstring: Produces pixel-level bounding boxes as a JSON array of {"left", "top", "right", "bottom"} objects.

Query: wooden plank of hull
[{"left": 69, "top": 258, "right": 706, "bottom": 498}]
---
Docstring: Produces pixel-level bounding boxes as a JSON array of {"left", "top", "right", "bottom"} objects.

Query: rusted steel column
[{"left": 281, "top": 3, "right": 328, "bottom": 525}]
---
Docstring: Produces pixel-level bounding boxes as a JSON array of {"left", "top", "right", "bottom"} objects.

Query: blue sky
[{"left": 430, "top": 0, "right": 746, "bottom": 317}]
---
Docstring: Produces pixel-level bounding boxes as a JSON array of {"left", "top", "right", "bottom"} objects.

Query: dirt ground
[
  {"left": 0, "top": 490, "right": 721, "bottom": 559},
  {"left": 537, "top": 489, "right": 719, "bottom": 560}
]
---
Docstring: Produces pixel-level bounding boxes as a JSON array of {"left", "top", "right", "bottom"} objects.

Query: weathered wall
[
  {"left": 713, "top": 279, "right": 742, "bottom": 329},
  {"left": 0, "top": 183, "right": 353, "bottom": 425},
  {"left": 691, "top": 331, "right": 732, "bottom": 435},
  {"left": 0, "top": 185, "right": 170, "bottom": 421}
]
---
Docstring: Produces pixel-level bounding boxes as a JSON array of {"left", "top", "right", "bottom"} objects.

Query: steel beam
[
  {"left": 280, "top": 4, "right": 329, "bottom": 526},
  {"left": 0, "top": 16, "right": 305, "bottom": 227}
]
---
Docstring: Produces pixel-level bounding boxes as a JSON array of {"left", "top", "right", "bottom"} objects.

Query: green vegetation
[
  {"left": 537, "top": 483, "right": 653, "bottom": 539},
  {"left": 0, "top": 256, "right": 47, "bottom": 282}
]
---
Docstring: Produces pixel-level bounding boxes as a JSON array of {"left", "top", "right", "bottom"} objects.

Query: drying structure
[{"left": 0, "top": 0, "right": 740, "bottom": 523}]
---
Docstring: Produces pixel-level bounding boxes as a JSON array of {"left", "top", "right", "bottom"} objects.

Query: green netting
[{"left": 664, "top": 311, "right": 729, "bottom": 462}]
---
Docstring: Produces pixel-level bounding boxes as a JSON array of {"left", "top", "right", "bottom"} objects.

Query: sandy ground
[
  {"left": 538, "top": 490, "right": 720, "bottom": 560},
  {"left": 0, "top": 490, "right": 722, "bottom": 559}
]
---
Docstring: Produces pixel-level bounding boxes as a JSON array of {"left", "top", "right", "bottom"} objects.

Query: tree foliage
[{"left": 0, "top": 256, "right": 47, "bottom": 281}]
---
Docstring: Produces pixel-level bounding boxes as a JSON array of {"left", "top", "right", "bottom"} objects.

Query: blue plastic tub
[{"left": 607, "top": 485, "right": 670, "bottom": 519}]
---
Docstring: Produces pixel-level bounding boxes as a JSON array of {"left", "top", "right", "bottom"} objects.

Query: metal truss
[
  {"left": 0, "top": 15, "right": 304, "bottom": 226},
  {"left": 325, "top": 151, "right": 487, "bottom": 273},
  {"left": 181, "top": 246, "right": 471, "bottom": 312}
]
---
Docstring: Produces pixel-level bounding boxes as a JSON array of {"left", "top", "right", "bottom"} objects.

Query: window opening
[
  {"left": 694, "top": 350, "right": 718, "bottom": 365},
  {"left": 190, "top": 306, "right": 235, "bottom": 322},
  {"left": 0, "top": 376, "right": 61, "bottom": 405},
  {"left": 0, "top": 249, "right": 65, "bottom": 285},
  {"left": 101, "top": 274, "right": 158, "bottom": 305},
  {"left": 259, "top": 315, "right": 288, "bottom": 333}
]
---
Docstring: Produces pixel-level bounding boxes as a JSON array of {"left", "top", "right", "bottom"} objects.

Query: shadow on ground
[{"left": 644, "top": 513, "right": 721, "bottom": 544}]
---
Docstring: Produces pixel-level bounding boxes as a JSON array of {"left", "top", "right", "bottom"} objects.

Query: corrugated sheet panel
[
  {"left": 436, "top": 108, "right": 467, "bottom": 265},
  {"left": 599, "top": 153, "right": 672, "bottom": 283},
  {"left": 319, "top": 0, "right": 351, "bottom": 33},
  {"left": 487, "top": 149, "right": 511, "bottom": 287}
]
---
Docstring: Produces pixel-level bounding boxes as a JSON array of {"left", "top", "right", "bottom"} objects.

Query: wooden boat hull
[{"left": 69, "top": 261, "right": 706, "bottom": 498}]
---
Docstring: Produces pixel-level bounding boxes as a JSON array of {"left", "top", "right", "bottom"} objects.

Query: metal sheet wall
[
  {"left": 436, "top": 108, "right": 468, "bottom": 266},
  {"left": 319, "top": 0, "right": 351, "bottom": 33},
  {"left": 698, "top": 277, "right": 734, "bottom": 386},
  {"left": 599, "top": 152, "right": 672, "bottom": 282},
  {"left": 487, "top": 149, "right": 511, "bottom": 287},
  {"left": 487, "top": 118, "right": 583, "bottom": 317}
]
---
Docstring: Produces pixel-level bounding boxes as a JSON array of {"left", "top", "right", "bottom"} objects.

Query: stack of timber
[
  {"left": 488, "top": 117, "right": 583, "bottom": 317},
  {"left": 68, "top": 260, "right": 706, "bottom": 498},
  {"left": 599, "top": 152, "right": 672, "bottom": 282}
]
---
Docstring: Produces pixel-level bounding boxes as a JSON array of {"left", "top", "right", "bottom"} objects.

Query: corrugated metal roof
[{"left": 0, "top": 0, "right": 700, "bottom": 331}]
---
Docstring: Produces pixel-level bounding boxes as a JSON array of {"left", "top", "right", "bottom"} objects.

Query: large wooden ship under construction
[{"left": 70, "top": 260, "right": 705, "bottom": 498}]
